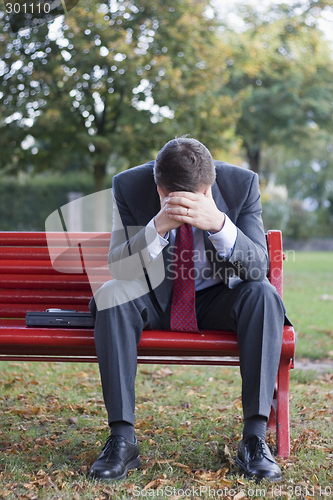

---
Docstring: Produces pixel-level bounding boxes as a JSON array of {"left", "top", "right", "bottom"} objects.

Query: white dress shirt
[{"left": 145, "top": 216, "right": 237, "bottom": 291}]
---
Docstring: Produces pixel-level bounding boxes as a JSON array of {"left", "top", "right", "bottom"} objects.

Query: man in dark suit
[{"left": 89, "top": 137, "right": 287, "bottom": 482}]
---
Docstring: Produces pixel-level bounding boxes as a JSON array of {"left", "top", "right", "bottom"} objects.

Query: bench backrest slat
[
  {"left": 0, "top": 247, "right": 108, "bottom": 260},
  {"left": 0, "top": 232, "right": 111, "bottom": 246},
  {"left": 0, "top": 232, "right": 110, "bottom": 319},
  {"left": 0, "top": 274, "right": 92, "bottom": 289}
]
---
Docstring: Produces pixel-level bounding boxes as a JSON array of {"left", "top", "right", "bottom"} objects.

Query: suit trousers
[{"left": 89, "top": 278, "right": 286, "bottom": 426}]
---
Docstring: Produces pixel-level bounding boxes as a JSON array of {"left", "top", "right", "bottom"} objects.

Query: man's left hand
[{"left": 165, "top": 187, "right": 225, "bottom": 233}]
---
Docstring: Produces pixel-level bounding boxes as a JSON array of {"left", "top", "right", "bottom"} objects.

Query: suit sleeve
[
  {"left": 228, "top": 173, "right": 269, "bottom": 282},
  {"left": 108, "top": 178, "right": 159, "bottom": 281}
]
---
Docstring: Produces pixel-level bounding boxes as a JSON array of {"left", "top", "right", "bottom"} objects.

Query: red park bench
[{"left": 0, "top": 230, "right": 295, "bottom": 458}]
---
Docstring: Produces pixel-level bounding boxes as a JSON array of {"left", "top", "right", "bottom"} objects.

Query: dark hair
[{"left": 154, "top": 137, "right": 216, "bottom": 192}]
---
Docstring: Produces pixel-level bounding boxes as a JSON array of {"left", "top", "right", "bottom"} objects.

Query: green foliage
[
  {"left": 262, "top": 197, "right": 289, "bottom": 233},
  {"left": 275, "top": 131, "right": 333, "bottom": 229},
  {"left": 1, "top": 0, "right": 333, "bottom": 226},
  {"left": 222, "top": 2, "right": 333, "bottom": 174},
  {"left": 283, "top": 200, "right": 317, "bottom": 240},
  {"left": 262, "top": 199, "right": 333, "bottom": 239},
  {"left": 0, "top": 0, "right": 236, "bottom": 190},
  {"left": 0, "top": 173, "right": 112, "bottom": 230},
  {"left": 315, "top": 206, "right": 333, "bottom": 237}
]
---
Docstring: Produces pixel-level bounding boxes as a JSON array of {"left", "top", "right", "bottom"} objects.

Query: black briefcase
[{"left": 25, "top": 309, "right": 95, "bottom": 328}]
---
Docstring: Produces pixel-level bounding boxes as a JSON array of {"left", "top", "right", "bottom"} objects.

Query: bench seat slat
[
  {"left": 0, "top": 322, "right": 238, "bottom": 356},
  {"left": 0, "top": 320, "right": 294, "bottom": 358}
]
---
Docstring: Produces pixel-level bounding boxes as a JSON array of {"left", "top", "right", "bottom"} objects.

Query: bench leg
[{"left": 276, "top": 358, "right": 292, "bottom": 458}]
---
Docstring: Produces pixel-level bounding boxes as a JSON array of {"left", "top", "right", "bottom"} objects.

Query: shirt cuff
[
  {"left": 145, "top": 218, "right": 169, "bottom": 260},
  {"left": 207, "top": 215, "right": 237, "bottom": 259}
]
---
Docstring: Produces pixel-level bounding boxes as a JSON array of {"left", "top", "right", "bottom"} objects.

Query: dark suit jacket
[{"left": 109, "top": 160, "right": 269, "bottom": 312}]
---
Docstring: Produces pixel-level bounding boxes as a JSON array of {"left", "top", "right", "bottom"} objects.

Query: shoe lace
[
  {"left": 255, "top": 438, "right": 267, "bottom": 459},
  {"left": 102, "top": 435, "right": 117, "bottom": 455},
  {"left": 253, "top": 437, "right": 276, "bottom": 464}
]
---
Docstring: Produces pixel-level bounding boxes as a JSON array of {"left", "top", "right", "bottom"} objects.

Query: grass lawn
[
  {"left": 0, "top": 251, "right": 332, "bottom": 499},
  {"left": 0, "top": 361, "right": 332, "bottom": 500},
  {"left": 283, "top": 251, "right": 333, "bottom": 360}
]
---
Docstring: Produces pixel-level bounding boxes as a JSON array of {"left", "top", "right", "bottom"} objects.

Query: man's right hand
[{"left": 154, "top": 186, "right": 183, "bottom": 237}]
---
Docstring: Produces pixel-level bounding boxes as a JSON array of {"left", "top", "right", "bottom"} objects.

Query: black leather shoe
[
  {"left": 236, "top": 434, "right": 282, "bottom": 482},
  {"left": 89, "top": 435, "right": 140, "bottom": 481}
]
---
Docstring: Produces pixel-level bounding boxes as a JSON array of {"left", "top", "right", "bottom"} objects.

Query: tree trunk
[
  {"left": 246, "top": 147, "right": 261, "bottom": 175},
  {"left": 93, "top": 162, "right": 107, "bottom": 232},
  {"left": 94, "top": 162, "right": 106, "bottom": 192}
]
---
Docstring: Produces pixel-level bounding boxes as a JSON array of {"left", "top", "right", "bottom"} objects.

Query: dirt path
[{"left": 294, "top": 358, "right": 333, "bottom": 373}]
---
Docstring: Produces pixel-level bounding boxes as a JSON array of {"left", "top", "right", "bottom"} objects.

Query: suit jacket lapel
[
  {"left": 134, "top": 178, "right": 160, "bottom": 225},
  {"left": 203, "top": 181, "right": 234, "bottom": 286},
  {"left": 211, "top": 181, "right": 229, "bottom": 214},
  {"left": 203, "top": 180, "right": 230, "bottom": 251}
]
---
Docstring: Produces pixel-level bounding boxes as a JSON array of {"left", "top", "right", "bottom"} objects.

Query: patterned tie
[{"left": 170, "top": 223, "right": 199, "bottom": 332}]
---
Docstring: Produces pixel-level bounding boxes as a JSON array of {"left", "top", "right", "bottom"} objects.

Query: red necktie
[{"left": 170, "top": 223, "right": 199, "bottom": 332}]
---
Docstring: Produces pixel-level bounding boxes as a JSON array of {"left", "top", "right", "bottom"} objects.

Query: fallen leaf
[
  {"left": 233, "top": 397, "right": 242, "bottom": 409},
  {"left": 171, "top": 462, "right": 192, "bottom": 474},
  {"left": 309, "top": 409, "right": 330, "bottom": 419},
  {"left": 153, "top": 367, "right": 173, "bottom": 378},
  {"left": 234, "top": 492, "right": 246, "bottom": 500},
  {"left": 144, "top": 475, "right": 168, "bottom": 489},
  {"left": 23, "top": 484, "right": 35, "bottom": 490}
]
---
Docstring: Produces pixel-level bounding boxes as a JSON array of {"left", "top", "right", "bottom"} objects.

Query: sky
[
  {"left": 211, "top": 0, "right": 333, "bottom": 41},
  {"left": 46, "top": 0, "right": 333, "bottom": 44}
]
